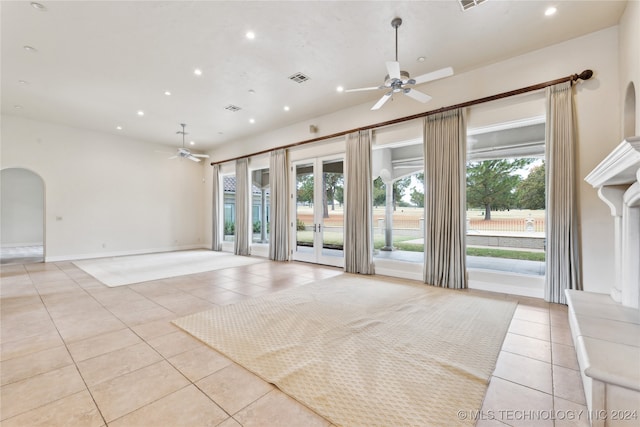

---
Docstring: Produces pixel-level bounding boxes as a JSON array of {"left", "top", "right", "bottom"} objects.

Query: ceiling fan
[
  {"left": 169, "top": 123, "right": 210, "bottom": 162},
  {"left": 345, "top": 17, "right": 454, "bottom": 110}
]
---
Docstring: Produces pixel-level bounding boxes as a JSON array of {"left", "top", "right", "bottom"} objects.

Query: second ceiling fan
[{"left": 345, "top": 17, "right": 453, "bottom": 110}]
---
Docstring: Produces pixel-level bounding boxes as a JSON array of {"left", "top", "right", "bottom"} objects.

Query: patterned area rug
[
  {"left": 73, "top": 250, "right": 265, "bottom": 287},
  {"left": 173, "top": 274, "right": 516, "bottom": 426}
]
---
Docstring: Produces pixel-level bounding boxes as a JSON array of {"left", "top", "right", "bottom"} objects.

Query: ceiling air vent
[
  {"left": 459, "top": 0, "right": 487, "bottom": 11},
  {"left": 288, "top": 72, "right": 310, "bottom": 83},
  {"left": 224, "top": 104, "right": 242, "bottom": 112}
]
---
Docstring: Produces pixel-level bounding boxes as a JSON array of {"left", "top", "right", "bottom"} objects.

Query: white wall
[
  {"left": 1, "top": 168, "right": 44, "bottom": 247},
  {"left": 619, "top": 0, "right": 639, "bottom": 137},
  {"left": 0, "top": 116, "right": 207, "bottom": 261},
  {"left": 207, "top": 27, "right": 623, "bottom": 295}
]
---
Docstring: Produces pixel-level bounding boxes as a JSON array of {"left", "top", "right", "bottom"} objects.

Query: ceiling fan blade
[
  {"left": 344, "top": 86, "right": 382, "bottom": 93},
  {"left": 187, "top": 155, "right": 201, "bottom": 162},
  {"left": 371, "top": 92, "right": 393, "bottom": 110},
  {"left": 192, "top": 154, "right": 210, "bottom": 158},
  {"left": 412, "top": 66, "right": 454, "bottom": 85},
  {"left": 386, "top": 61, "right": 401, "bottom": 80},
  {"left": 404, "top": 88, "right": 432, "bottom": 103}
]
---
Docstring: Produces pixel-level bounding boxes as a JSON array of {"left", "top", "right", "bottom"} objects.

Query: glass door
[{"left": 292, "top": 156, "right": 344, "bottom": 267}]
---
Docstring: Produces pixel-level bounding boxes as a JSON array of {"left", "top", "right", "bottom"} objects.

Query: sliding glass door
[{"left": 292, "top": 156, "right": 344, "bottom": 267}]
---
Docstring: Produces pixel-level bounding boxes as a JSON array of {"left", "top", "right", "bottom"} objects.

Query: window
[
  {"left": 251, "top": 168, "right": 270, "bottom": 244},
  {"left": 223, "top": 175, "right": 236, "bottom": 242}
]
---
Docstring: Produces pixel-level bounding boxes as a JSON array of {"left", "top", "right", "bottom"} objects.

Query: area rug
[
  {"left": 173, "top": 274, "right": 516, "bottom": 426},
  {"left": 73, "top": 250, "right": 265, "bottom": 287}
]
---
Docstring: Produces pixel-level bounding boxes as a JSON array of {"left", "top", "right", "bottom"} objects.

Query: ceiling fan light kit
[
  {"left": 345, "top": 17, "right": 453, "bottom": 111},
  {"left": 170, "top": 123, "right": 210, "bottom": 162}
]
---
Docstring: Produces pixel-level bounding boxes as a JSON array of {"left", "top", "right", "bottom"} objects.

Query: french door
[{"left": 291, "top": 156, "right": 345, "bottom": 267}]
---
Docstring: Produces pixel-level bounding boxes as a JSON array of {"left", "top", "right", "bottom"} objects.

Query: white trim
[
  {"left": 467, "top": 116, "right": 546, "bottom": 136},
  {"left": 584, "top": 137, "right": 640, "bottom": 187}
]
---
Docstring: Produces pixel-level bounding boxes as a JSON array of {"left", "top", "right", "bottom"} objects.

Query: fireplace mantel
[{"left": 585, "top": 136, "right": 640, "bottom": 308}]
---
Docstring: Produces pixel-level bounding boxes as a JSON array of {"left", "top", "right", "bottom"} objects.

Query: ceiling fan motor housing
[{"left": 384, "top": 70, "right": 411, "bottom": 91}]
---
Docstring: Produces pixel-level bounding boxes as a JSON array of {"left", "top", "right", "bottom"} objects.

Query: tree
[
  {"left": 410, "top": 173, "right": 424, "bottom": 207},
  {"left": 323, "top": 172, "right": 343, "bottom": 216},
  {"left": 516, "top": 163, "right": 545, "bottom": 209},
  {"left": 296, "top": 174, "right": 314, "bottom": 205},
  {"left": 466, "top": 158, "right": 534, "bottom": 220},
  {"left": 373, "top": 177, "right": 386, "bottom": 207}
]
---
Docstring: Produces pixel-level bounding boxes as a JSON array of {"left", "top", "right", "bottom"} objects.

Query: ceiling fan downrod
[{"left": 391, "top": 17, "right": 402, "bottom": 62}]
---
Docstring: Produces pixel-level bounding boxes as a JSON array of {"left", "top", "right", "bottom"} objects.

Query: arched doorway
[{"left": 1, "top": 168, "right": 45, "bottom": 264}]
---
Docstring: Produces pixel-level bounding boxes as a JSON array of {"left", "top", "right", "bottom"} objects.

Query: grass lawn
[{"left": 295, "top": 231, "right": 544, "bottom": 261}]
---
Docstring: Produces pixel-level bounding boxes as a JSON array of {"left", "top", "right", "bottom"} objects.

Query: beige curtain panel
[
  {"left": 269, "top": 149, "right": 289, "bottom": 261},
  {"left": 234, "top": 158, "right": 251, "bottom": 256},
  {"left": 211, "top": 164, "right": 222, "bottom": 251},
  {"left": 344, "top": 130, "right": 375, "bottom": 275},
  {"left": 545, "top": 82, "right": 582, "bottom": 304},
  {"left": 423, "top": 109, "right": 468, "bottom": 289}
]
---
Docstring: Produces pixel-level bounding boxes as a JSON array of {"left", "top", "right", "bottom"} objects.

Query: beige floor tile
[
  {"left": 513, "top": 305, "right": 550, "bottom": 325},
  {"left": 235, "top": 389, "right": 330, "bottom": 427},
  {"left": 196, "top": 363, "right": 274, "bottom": 414},
  {"left": 77, "top": 342, "right": 163, "bottom": 386},
  {"left": 115, "top": 305, "right": 175, "bottom": 326},
  {"left": 501, "top": 333, "right": 551, "bottom": 363},
  {"left": 89, "top": 360, "right": 190, "bottom": 422},
  {"left": 168, "top": 346, "right": 232, "bottom": 382},
  {"left": 217, "top": 417, "right": 243, "bottom": 427},
  {"left": 0, "top": 390, "right": 103, "bottom": 427},
  {"left": 0, "top": 327, "right": 64, "bottom": 361},
  {"left": 553, "top": 396, "right": 590, "bottom": 427},
  {"left": 550, "top": 325, "right": 574, "bottom": 346},
  {"left": 492, "top": 351, "right": 553, "bottom": 394},
  {"left": 476, "top": 418, "right": 512, "bottom": 426},
  {"left": 53, "top": 311, "right": 126, "bottom": 343},
  {"left": 130, "top": 317, "right": 179, "bottom": 340},
  {"left": 552, "top": 365, "right": 586, "bottom": 405},
  {"left": 0, "top": 365, "right": 86, "bottom": 421},
  {"left": 508, "top": 318, "right": 551, "bottom": 341},
  {"left": 551, "top": 341, "right": 580, "bottom": 371},
  {"left": 66, "top": 327, "right": 141, "bottom": 362},
  {"left": 109, "top": 385, "right": 228, "bottom": 427},
  {"left": 481, "top": 377, "right": 553, "bottom": 427},
  {"left": 1, "top": 345, "right": 73, "bottom": 386},
  {"left": 147, "top": 330, "right": 204, "bottom": 358}
]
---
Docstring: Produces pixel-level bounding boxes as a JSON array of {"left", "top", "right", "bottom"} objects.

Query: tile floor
[{"left": 0, "top": 259, "right": 587, "bottom": 426}]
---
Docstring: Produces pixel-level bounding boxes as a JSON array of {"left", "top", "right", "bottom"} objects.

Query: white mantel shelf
[{"left": 585, "top": 137, "right": 640, "bottom": 187}]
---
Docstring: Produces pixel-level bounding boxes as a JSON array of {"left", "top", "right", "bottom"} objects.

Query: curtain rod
[{"left": 211, "top": 69, "right": 593, "bottom": 166}]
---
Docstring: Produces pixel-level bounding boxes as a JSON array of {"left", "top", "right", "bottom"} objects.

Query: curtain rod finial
[{"left": 577, "top": 69, "right": 593, "bottom": 81}]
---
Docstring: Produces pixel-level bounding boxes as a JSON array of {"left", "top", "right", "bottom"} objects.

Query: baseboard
[
  {"left": 1, "top": 242, "right": 43, "bottom": 248},
  {"left": 44, "top": 244, "right": 209, "bottom": 262}
]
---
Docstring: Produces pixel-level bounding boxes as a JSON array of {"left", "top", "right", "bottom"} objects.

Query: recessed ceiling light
[
  {"left": 248, "top": 89, "right": 255, "bottom": 94},
  {"left": 23, "top": 45, "right": 37, "bottom": 52},
  {"left": 190, "top": 141, "right": 195, "bottom": 146},
  {"left": 246, "top": 31, "right": 255, "bottom": 40},
  {"left": 164, "top": 90, "right": 171, "bottom": 96},
  {"left": 194, "top": 68, "right": 202, "bottom": 76},
  {"left": 218, "top": 132, "right": 224, "bottom": 135},
  {"left": 18, "top": 80, "right": 30, "bottom": 85},
  {"left": 116, "top": 126, "right": 123, "bottom": 130},
  {"left": 545, "top": 6, "right": 557, "bottom": 16},
  {"left": 336, "top": 86, "right": 344, "bottom": 93},
  {"left": 249, "top": 118, "right": 255, "bottom": 124},
  {"left": 417, "top": 56, "right": 426, "bottom": 62},
  {"left": 137, "top": 110, "right": 144, "bottom": 116},
  {"left": 283, "top": 106, "right": 290, "bottom": 111},
  {"left": 30, "top": 2, "right": 46, "bottom": 11},
  {"left": 14, "top": 105, "right": 23, "bottom": 109}
]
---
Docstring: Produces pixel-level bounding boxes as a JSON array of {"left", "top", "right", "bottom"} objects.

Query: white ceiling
[{"left": 1, "top": 1, "right": 627, "bottom": 152}]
